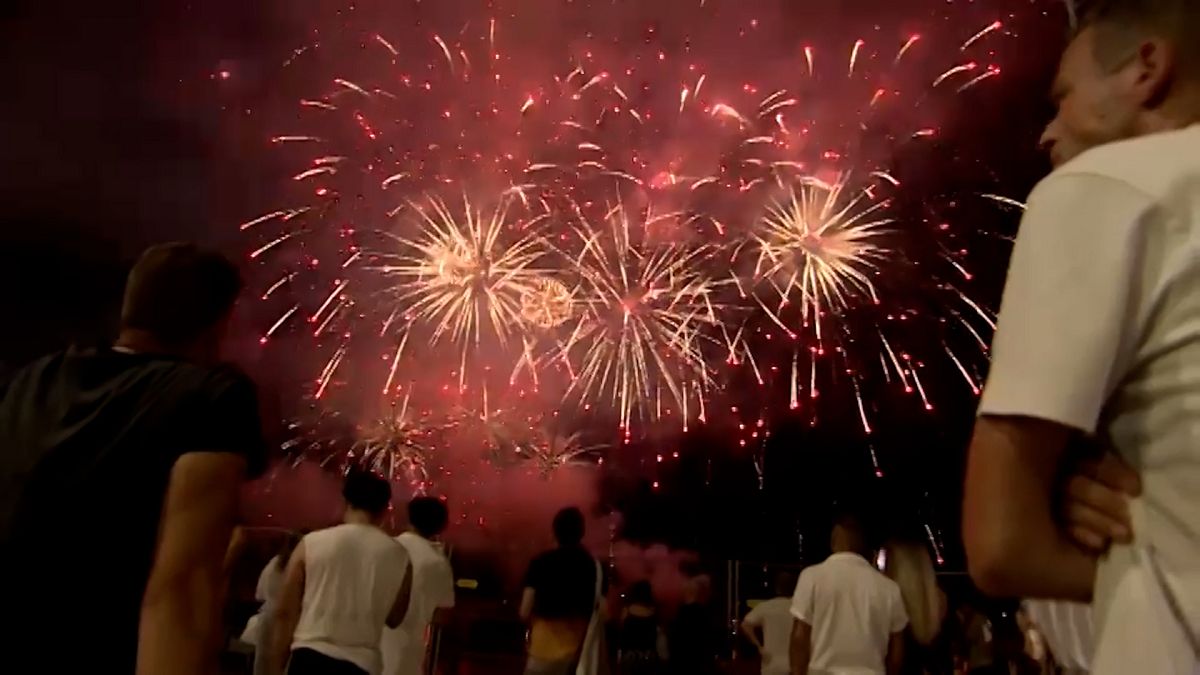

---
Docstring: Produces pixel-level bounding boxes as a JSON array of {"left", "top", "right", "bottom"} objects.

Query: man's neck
[
  {"left": 114, "top": 329, "right": 185, "bottom": 359},
  {"left": 344, "top": 509, "right": 377, "bottom": 527},
  {"left": 1137, "top": 96, "right": 1200, "bottom": 136}
]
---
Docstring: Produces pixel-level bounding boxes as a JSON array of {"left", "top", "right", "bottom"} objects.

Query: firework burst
[
  {"left": 550, "top": 203, "right": 723, "bottom": 430},
  {"left": 514, "top": 428, "right": 606, "bottom": 477},
  {"left": 742, "top": 176, "right": 891, "bottom": 326},
  {"left": 368, "top": 194, "right": 549, "bottom": 390},
  {"left": 350, "top": 395, "right": 443, "bottom": 492}
]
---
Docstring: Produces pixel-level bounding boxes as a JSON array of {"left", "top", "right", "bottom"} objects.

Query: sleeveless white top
[{"left": 292, "top": 523, "right": 410, "bottom": 675}]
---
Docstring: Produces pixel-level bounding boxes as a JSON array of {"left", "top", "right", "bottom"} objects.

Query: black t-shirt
[
  {"left": 0, "top": 347, "right": 266, "bottom": 672},
  {"left": 522, "top": 545, "right": 602, "bottom": 620}
]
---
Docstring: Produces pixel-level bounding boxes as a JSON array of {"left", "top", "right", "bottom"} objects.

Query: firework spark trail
[
  {"left": 550, "top": 204, "right": 722, "bottom": 429},
  {"left": 370, "top": 195, "right": 548, "bottom": 390},
  {"left": 956, "top": 66, "right": 1001, "bottom": 93},
  {"left": 961, "top": 20, "right": 1003, "bottom": 51},
  {"left": 894, "top": 34, "right": 922, "bottom": 64}
]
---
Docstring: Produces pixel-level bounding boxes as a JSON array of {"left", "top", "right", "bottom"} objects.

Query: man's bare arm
[
  {"left": 789, "top": 618, "right": 811, "bottom": 675},
  {"left": 386, "top": 560, "right": 414, "bottom": 629},
  {"left": 266, "top": 540, "right": 306, "bottom": 675},
  {"left": 137, "top": 452, "right": 246, "bottom": 675},
  {"left": 518, "top": 587, "right": 536, "bottom": 623},
  {"left": 740, "top": 620, "right": 764, "bottom": 653},
  {"left": 963, "top": 416, "right": 1096, "bottom": 600},
  {"left": 885, "top": 631, "right": 905, "bottom": 675}
]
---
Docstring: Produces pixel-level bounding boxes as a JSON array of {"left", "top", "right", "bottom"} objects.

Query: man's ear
[{"left": 1130, "top": 37, "right": 1176, "bottom": 108}]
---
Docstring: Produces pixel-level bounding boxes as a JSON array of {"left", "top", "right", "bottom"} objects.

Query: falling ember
[
  {"left": 803, "top": 45, "right": 815, "bottom": 76},
  {"left": 265, "top": 304, "right": 300, "bottom": 341},
  {"left": 374, "top": 34, "right": 399, "bottom": 57},
  {"left": 933, "top": 62, "right": 978, "bottom": 87},
  {"left": 432, "top": 34, "right": 455, "bottom": 72},
  {"left": 333, "top": 78, "right": 371, "bottom": 97},
  {"left": 848, "top": 39, "right": 865, "bottom": 77},
  {"left": 895, "top": 34, "right": 921, "bottom": 64},
  {"left": 520, "top": 95, "right": 536, "bottom": 114},
  {"left": 961, "top": 20, "right": 1003, "bottom": 51},
  {"left": 956, "top": 66, "right": 1000, "bottom": 93}
]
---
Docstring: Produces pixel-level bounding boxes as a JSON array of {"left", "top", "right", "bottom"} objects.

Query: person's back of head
[
  {"left": 552, "top": 506, "right": 585, "bottom": 547},
  {"left": 119, "top": 243, "right": 242, "bottom": 361},
  {"left": 774, "top": 571, "right": 797, "bottom": 598},
  {"left": 343, "top": 469, "right": 392, "bottom": 522},
  {"left": 829, "top": 510, "right": 869, "bottom": 556},
  {"left": 884, "top": 540, "right": 943, "bottom": 646},
  {"left": 408, "top": 496, "right": 449, "bottom": 539},
  {"left": 626, "top": 580, "right": 655, "bottom": 608}
]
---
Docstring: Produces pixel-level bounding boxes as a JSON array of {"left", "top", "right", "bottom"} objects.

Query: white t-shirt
[
  {"left": 380, "top": 532, "right": 455, "bottom": 675},
  {"left": 791, "top": 552, "right": 908, "bottom": 675},
  {"left": 1024, "top": 600, "right": 1092, "bottom": 672},
  {"left": 292, "top": 523, "right": 410, "bottom": 675},
  {"left": 979, "top": 125, "right": 1200, "bottom": 673},
  {"left": 744, "top": 596, "right": 794, "bottom": 675},
  {"left": 241, "top": 555, "right": 285, "bottom": 644}
]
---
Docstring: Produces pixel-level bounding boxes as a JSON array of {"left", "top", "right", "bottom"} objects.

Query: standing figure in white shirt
[
  {"left": 266, "top": 470, "right": 414, "bottom": 675},
  {"left": 248, "top": 532, "right": 303, "bottom": 675},
  {"left": 789, "top": 514, "right": 908, "bottom": 675},
  {"left": 962, "top": 0, "right": 1200, "bottom": 672},
  {"left": 382, "top": 497, "right": 456, "bottom": 675},
  {"left": 741, "top": 573, "right": 797, "bottom": 675}
]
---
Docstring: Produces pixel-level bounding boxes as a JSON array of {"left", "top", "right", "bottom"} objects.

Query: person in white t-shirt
[
  {"left": 789, "top": 514, "right": 908, "bottom": 675},
  {"left": 381, "top": 497, "right": 455, "bottom": 675},
  {"left": 266, "top": 470, "right": 413, "bottom": 675},
  {"left": 962, "top": 0, "right": 1200, "bottom": 672},
  {"left": 246, "top": 531, "right": 302, "bottom": 675},
  {"left": 741, "top": 573, "right": 797, "bottom": 675}
]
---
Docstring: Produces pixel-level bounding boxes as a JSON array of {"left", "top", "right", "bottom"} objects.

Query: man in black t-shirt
[
  {"left": 519, "top": 507, "right": 602, "bottom": 675},
  {"left": 0, "top": 243, "right": 267, "bottom": 675}
]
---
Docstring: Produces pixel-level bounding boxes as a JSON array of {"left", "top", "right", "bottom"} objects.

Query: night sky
[{"left": 1, "top": 0, "right": 1070, "bottom": 567}]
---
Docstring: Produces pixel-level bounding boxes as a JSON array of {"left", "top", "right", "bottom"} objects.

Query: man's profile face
[{"left": 1040, "top": 26, "right": 1141, "bottom": 167}]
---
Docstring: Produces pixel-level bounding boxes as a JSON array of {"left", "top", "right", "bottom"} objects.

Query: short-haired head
[
  {"left": 120, "top": 243, "right": 242, "bottom": 360},
  {"left": 343, "top": 469, "right": 392, "bottom": 519},
  {"left": 408, "top": 496, "right": 449, "bottom": 539},
  {"left": 774, "top": 571, "right": 797, "bottom": 597},
  {"left": 552, "top": 506, "right": 585, "bottom": 546},
  {"left": 1040, "top": 0, "right": 1200, "bottom": 166},
  {"left": 626, "top": 580, "right": 655, "bottom": 607},
  {"left": 830, "top": 510, "right": 868, "bottom": 556}
]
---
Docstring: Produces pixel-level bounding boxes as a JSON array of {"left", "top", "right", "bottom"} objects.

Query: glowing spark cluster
[
  {"left": 742, "top": 176, "right": 891, "bottom": 326},
  {"left": 370, "top": 195, "right": 548, "bottom": 387}
]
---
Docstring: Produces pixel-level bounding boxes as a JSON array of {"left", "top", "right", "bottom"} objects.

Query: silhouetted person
[
  {"left": 382, "top": 496, "right": 455, "bottom": 675},
  {"left": 789, "top": 514, "right": 907, "bottom": 675},
  {"left": 616, "top": 581, "right": 666, "bottom": 675},
  {"left": 268, "top": 470, "right": 413, "bottom": 675},
  {"left": 520, "top": 507, "right": 605, "bottom": 675},
  {"left": 670, "top": 567, "right": 720, "bottom": 675},
  {"left": 0, "top": 242, "right": 267, "bottom": 675}
]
